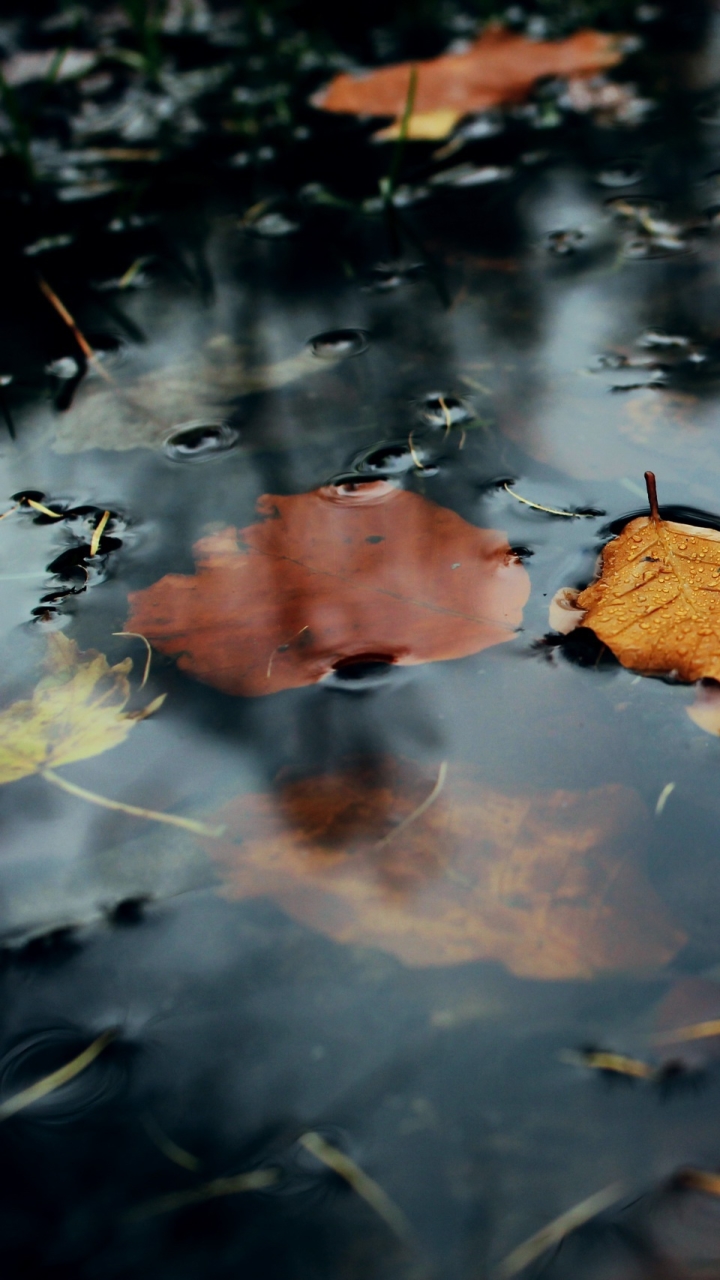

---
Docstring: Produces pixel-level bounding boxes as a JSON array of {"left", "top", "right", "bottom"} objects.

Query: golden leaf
[
  {"left": 0, "top": 633, "right": 144, "bottom": 783},
  {"left": 576, "top": 472, "right": 720, "bottom": 681}
]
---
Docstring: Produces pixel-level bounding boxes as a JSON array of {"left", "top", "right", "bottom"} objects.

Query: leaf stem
[
  {"left": 41, "top": 768, "right": 224, "bottom": 837},
  {"left": 644, "top": 470, "right": 659, "bottom": 521}
]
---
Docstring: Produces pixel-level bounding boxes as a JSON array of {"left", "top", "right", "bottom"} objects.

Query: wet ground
[{"left": 3, "top": 2, "right": 720, "bottom": 1277}]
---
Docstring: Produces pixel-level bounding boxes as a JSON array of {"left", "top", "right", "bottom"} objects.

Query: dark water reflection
[{"left": 4, "top": 10, "right": 720, "bottom": 1278}]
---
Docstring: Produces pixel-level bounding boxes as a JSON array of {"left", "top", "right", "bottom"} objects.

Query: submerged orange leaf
[
  {"left": 575, "top": 473, "right": 720, "bottom": 681},
  {"left": 127, "top": 482, "right": 530, "bottom": 697},
  {"left": 312, "top": 25, "right": 626, "bottom": 139},
  {"left": 199, "top": 758, "right": 683, "bottom": 979}
]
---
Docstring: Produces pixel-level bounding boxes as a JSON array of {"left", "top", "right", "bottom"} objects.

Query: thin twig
[
  {"left": 299, "top": 1131, "right": 414, "bottom": 1243},
  {"left": 374, "top": 761, "right": 448, "bottom": 850},
  {"left": 0, "top": 1028, "right": 117, "bottom": 1121},
  {"left": 41, "top": 768, "right": 225, "bottom": 838},
  {"left": 438, "top": 394, "right": 452, "bottom": 436},
  {"left": 37, "top": 277, "right": 114, "bottom": 384},
  {"left": 503, "top": 485, "right": 586, "bottom": 518},
  {"left": 113, "top": 631, "right": 152, "bottom": 689}
]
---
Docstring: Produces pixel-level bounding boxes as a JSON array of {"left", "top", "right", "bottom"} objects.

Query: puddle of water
[{"left": 2, "top": 3, "right": 720, "bottom": 1278}]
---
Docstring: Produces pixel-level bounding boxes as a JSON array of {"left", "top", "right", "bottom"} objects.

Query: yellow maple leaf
[
  {"left": 0, "top": 634, "right": 221, "bottom": 836},
  {"left": 0, "top": 634, "right": 152, "bottom": 782}
]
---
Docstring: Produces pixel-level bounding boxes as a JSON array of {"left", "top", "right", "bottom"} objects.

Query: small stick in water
[
  {"left": 41, "top": 767, "right": 225, "bottom": 838},
  {"left": 113, "top": 631, "right": 152, "bottom": 689},
  {"left": 37, "top": 276, "right": 114, "bottom": 384}
]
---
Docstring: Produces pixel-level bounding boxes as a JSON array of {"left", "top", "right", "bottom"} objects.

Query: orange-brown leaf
[
  {"left": 312, "top": 25, "right": 626, "bottom": 139},
  {"left": 200, "top": 758, "right": 683, "bottom": 979},
  {"left": 126, "top": 482, "right": 529, "bottom": 697},
  {"left": 576, "top": 511, "right": 720, "bottom": 681}
]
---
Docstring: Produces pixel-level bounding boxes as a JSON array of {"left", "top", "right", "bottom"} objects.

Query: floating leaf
[
  {"left": 198, "top": 757, "right": 683, "bottom": 979},
  {"left": 127, "top": 483, "right": 530, "bottom": 697},
  {"left": 574, "top": 473, "right": 720, "bottom": 681},
  {"left": 0, "top": 635, "right": 220, "bottom": 837},
  {"left": 312, "top": 25, "right": 626, "bottom": 141}
]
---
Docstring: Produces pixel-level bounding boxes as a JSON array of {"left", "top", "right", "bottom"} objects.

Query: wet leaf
[
  {"left": 575, "top": 474, "right": 720, "bottom": 681},
  {"left": 0, "top": 635, "right": 220, "bottom": 837},
  {"left": 0, "top": 634, "right": 156, "bottom": 783},
  {"left": 199, "top": 757, "right": 683, "bottom": 979},
  {"left": 127, "top": 483, "right": 530, "bottom": 697},
  {"left": 49, "top": 342, "right": 338, "bottom": 453},
  {"left": 312, "top": 25, "right": 626, "bottom": 140}
]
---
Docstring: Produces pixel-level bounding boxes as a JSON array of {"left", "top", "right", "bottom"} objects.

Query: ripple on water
[
  {"left": 308, "top": 328, "right": 368, "bottom": 360},
  {"left": 0, "top": 1027, "right": 127, "bottom": 1125},
  {"left": 163, "top": 421, "right": 239, "bottom": 462}
]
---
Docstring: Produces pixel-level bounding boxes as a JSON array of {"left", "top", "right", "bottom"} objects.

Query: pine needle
[
  {"left": 299, "top": 1131, "right": 414, "bottom": 1243},
  {"left": 496, "top": 1183, "right": 624, "bottom": 1279},
  {"left": 142, "top": 1113, "right": 201, "bottom": 1171},
  {"left": 677, "top": 1169, "right": 720, "bottom": 1197},
  {"left": 0, "top": 504, "right": 19, "bottom": 522},
  {"left": 90, "top": 510, "right": 110, "bottom": 557},
  {"left": 126, "top": 1168, "right": 278, "bottom": 1221},
  {"left": 26, "top": 499, "right": 64, "bottom": 519},
  {"left": 503, "top": 484, "right": 584, "bottom": 519},
  {"left": 41, "top": 768, "right": 225, "bottom": 838},
  {"left": 654, "top": 1019, "right": 720, "bottom": 1045},
  {"left": 374, "top": 761, "right": 448, "bottom": 850},
  {"left": 438, "top": 395, "right": 452, "bottom": 436},
  {"left": 0, "top": 1028, "right": 117, "bottom": 1121},
  {"left": 113, "top": 631, "right": 152, "bottom": 688}
]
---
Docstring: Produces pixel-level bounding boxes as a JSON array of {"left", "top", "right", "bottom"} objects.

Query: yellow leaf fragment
[
  {"left": 0, "top": 634, "right": 137, "bottom": 783},
  {"left": 577, "top": 473, "right": 720, "bottom": 681}
]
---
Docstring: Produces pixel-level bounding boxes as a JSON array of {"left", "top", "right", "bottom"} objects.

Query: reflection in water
[
  {"left": 126, "top": 484, "right": 530, "bottom": 695},
  {"left": 202, "top": 757, "right": 683, "bottom": 978}
]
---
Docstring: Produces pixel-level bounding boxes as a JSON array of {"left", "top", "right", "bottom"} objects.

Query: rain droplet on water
[
  {"left": 417, "top": 393, "right": 473, "bottom": 427},
  {"left": 163, "top": 421, "right": 239, "bottom": 461},
  {"left": 308, "top": 329, "right": 368, "bottom": 360}
]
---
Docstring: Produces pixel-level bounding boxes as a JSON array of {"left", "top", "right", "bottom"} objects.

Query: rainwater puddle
[{"left": 1, "top": 3, "right": 720, "bottom": 1279}]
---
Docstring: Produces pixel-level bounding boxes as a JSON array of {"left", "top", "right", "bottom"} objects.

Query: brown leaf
[
  {"left": 199, "top": 757, "right": 683, "bottom": 979},
  {"left": 312, "top": 25, "right": 626, "bottom": 140},
  {"left": 576, "top": 473, "right": 720, "bottom": 681},
  {"left": 126, "top": 482, "right": 530, "bottom": 697}
]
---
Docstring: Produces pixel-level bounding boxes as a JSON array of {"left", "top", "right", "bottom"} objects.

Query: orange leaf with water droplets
[
  {"left": 312, "top": 25, "right": 627, "bottom": 140},
  {"left": 199, "top": 757, "right": 683, "bottom": 980},
  {"left": 576, "top": 473, "right": 720, "bottom": 682},
  {"left": 126, "top": 481, "right": 529, "bottom": 697}
]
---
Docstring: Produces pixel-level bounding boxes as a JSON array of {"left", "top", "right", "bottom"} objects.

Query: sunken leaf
[
  {"left": 576, "top": 512, "right": 720, "bottom": 681},
  {"left": 0, "top": 634, "right": 162, "bottom": 783},
  {"left": 200, "top": 758, "right": 683, "bottom": 979}
]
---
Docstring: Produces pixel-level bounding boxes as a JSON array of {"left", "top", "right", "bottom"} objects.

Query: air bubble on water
[
  {"left": 247, "top": 211, "right": 298, "bottom": 237},
  {"left": 308, "top": 329, "right": 368, "bottom": 360},
  {"left": 546, "top": 229, "right": 585, "bottom": 256},
  {"left": 46, "top": 356, "right": 80, "bottom": 380},
  {"left": 417, "top": 393, "right": 473, "bottom": 427},
  {"left": 163, "top": 421, "right": 239, "bottom": 461},
  {"left": 596, "top": 163, "right": 644, "bottom": 188}
]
